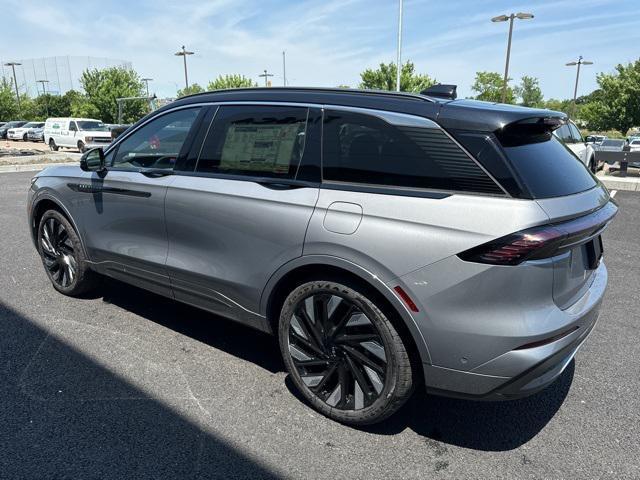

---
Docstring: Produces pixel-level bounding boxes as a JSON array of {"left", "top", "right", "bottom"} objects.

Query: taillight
[{"left": 458, "top": 201, "right": 618, "bottom": 266}]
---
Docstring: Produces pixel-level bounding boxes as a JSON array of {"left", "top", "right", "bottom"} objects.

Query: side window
[
  {"left": 196, "top": 105, "right": 308, "bottom": 179},
  {"left": 69, "top": 121, "right": 78, "bottom": 132},
  {"left": 112, "top": 108, "right": 200, "bottom": 171},
  {"left": 569, "top": 123, "right": 583, "bottom": 143},
  {"left": 322, "top": 110, "right": 502, "bottom": 194},
  {"left": 555, "top": 125, "right": 573, "bottom": 144}
]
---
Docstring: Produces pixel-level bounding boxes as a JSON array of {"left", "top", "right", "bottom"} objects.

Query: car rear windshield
[
  {"left": 499, "top": 135, "right": 596, "bottom": 198},
  {"left": 602, "top": 139, "right": 624, "bottom": 147}
]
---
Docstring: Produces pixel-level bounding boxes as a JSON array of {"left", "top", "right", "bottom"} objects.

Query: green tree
[
  {"left": 207, "top": 74, "right": 256, "bottom": 90},
  {"left": 0, "top": 77, "right": 20, "bottom": 120},
  {"left": 471, "top": 71, "right": 516, "bottom": 103},
  {"left": 359, "top": 61, "right": 436, "bottom": 93},
  {"left": 579, "top": 59, "right": 640, "bottom": 133},
  {"left": 78, "top": 67, "right": 146, "bottom": 123},
  {"left": 515, "top": 76, "right": 544, "bottom": 107},
  {"left": 177, "top": 83, "right": 205, "bottom": 98}
]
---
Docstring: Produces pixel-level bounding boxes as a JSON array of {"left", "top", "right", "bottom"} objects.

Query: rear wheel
[
  {"left": 37, "top": 210, "right": 100, "bottom": 296},
  {"left": 23, "top": 133, "right": 28, "bottom": 141},
  {"left": 279, "top": 280, "right": 414, "bottom": 425},
  {"left": 49, "top": 138, "right": 59, "bottom": 151}
]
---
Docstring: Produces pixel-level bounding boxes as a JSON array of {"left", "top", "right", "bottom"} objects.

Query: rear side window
[
  {"left": 500, "top": 135, "right": 596, "bottom": 198},
  {"left": 322, "top": 110, "right": 502, "bottom": 194},
  {"left": 196, "top": 105, "right": 308, "bottom": 179}
]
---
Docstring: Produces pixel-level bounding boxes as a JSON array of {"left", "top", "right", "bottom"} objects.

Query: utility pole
[
  {"left": 174, "top": 46, "right": 194, "bottom": 89},
  {"left": 37, "top": 79, "right": 49, "bottom": 95},
  {"left": 4, "top": 62, "right": 22, "bottom": 110},
  {"left": 491, "top": 12, "right": 534, "bottom": 103},
  {"left": 282, "top": 51, "right": 287, "bottom": 86},
  {"left": 259, "top": 69, "right": 274, "bottom": 87},
  {"left": 396, "top": 0, "right": 403, "bottom": 92},
  {"left": 566, "top": 56, "right": 593, "bottom": 119},
  {"left": 141, "top": 77, "right": 153, "bottom": 97}
]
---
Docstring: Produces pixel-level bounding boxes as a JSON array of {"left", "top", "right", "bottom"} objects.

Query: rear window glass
[{"left": 501, "top": 136, "right": 596, "bottom": 198}]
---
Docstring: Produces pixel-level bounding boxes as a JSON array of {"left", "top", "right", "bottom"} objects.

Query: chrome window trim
[{"left": 105, "top": 100, "right": 509, "bottom": 197}]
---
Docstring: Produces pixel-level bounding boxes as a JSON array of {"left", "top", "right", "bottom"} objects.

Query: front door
[
  {"left": 165, "top": 105, "right": 321, "bottom": 326},
  {"left": 73, "top": 107, "right": 203, "bottom": 296}
]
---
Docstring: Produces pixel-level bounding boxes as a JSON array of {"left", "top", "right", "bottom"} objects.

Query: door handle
[{"left": 256, "top": 181, "right": 304, "bottom": 190}]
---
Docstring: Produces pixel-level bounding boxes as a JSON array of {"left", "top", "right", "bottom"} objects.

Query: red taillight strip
[
  {"left": 458, "top": 201, "right": 618, "bottom": 266},
  {"left": 393, "top": 286, "right": 419, "bottom": 312},
  {"left": 514, "top": 326, "right": 579, "bottom": 350}
]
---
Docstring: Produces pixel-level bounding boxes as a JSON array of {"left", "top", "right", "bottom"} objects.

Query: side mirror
[{"left": 80, "top": 147, "right": 105, "bottom": 172}]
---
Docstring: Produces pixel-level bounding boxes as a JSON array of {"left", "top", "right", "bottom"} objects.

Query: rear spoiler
[{"left": 496, "top": 115, "right": 568, "bottom": 146}]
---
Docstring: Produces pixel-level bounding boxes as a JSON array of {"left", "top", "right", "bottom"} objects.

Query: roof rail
[{"left": 421, "top": 84, "right": 457, "bottom": 100}]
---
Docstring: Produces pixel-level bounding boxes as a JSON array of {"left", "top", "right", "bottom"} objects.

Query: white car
[
  {"left": 628, "top": 139, "right": 640, "bottom": 152},
  {"left": 7, "top": 122, "right": 45, "bottom": 141},
  {"left": 553, "top": 121, "right": 597, "bottom": 173},
  {"left": 44, "top": 117, "right": 112, "bottom": 152}
]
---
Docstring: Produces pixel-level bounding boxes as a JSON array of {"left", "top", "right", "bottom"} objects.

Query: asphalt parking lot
[{"left": 0, "top": 171, "right": 638, "bottom": 479}]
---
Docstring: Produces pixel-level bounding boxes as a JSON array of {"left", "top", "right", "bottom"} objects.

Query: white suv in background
[
  {"left": 554, "top": 120, "right": 597, "bottom": 172},
  {"left": 7, "top": 122, "right": 45, "bottom": 141},
  {"left": 44, "top": 118, "right": 113, "bottom": 152}
]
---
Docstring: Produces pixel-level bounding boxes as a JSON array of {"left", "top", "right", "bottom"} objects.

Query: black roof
[{"left": 166, "top": 87, "right": 567, "bottom": 133}]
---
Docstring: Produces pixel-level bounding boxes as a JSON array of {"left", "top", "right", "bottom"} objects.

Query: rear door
[{"left": 165, "top": 104, "right": 321, "bottom": 325}]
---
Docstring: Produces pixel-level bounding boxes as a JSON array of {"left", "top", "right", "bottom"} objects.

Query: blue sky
[{"left": 2, "top": 0, "right": 639, "bottom": 99}]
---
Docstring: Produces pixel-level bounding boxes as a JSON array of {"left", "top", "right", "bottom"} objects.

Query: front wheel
[
  {"left": 23, "top": 133, "right": 28, "bottom": 141},
  {"left": 37, "top": 210, "right": 100, "bottom": 296},
  {"left": 279, "top": 280, "right": 414, "bottom": 425},
  {"left": 589, "top": 156, "right": 597, "bottom": 174},
  {"left": 77, "top": 140, "right": 86, "bottom": 153}
]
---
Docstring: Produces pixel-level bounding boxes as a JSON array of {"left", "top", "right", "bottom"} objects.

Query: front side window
[
  {"left": 196, "top": 105, "right": 308, "bottom": 179},
  {"left": 322, "top": 110, "right": 502, "bottom": 194},
  {"left": 569, "top": 123, "right": 583, "bottom": 143},
  {"left": 555, "top": 125, "right": 573, "bottom": 144},
  {"left": 112, "top": 107, "right": 200, "bottom": 171}
]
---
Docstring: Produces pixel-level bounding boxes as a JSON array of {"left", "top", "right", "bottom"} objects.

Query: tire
[
  {"left": 49, "top": 138, "right": 59, "bottom": 151},
  {"left": 77, "top": 140, "right": 85, "bottom": 153},
  {"left": 37, "top": 209, "right": 100, "bottom": 296},
  {"left": 23, "top": 133, "right": 28, "bottom": 141},
  {"left": 589, "top": 156, "right": 597, "bottom": 174},
  {"left": 279, "top": 280, "right": 414, "bottom": 425}
]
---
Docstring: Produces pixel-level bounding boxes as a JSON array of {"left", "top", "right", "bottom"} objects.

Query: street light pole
[
  {"left": 259, "top": 69, "right": 274, "bottom": 87},
  {"left": 395, "top": 0, "right": 403, "bottom": 92},
  {"left": 491, "top": 12, "right": 534, "bottom": 103},
  {"left": 141, "top": 78, "right": 153, "bottom": 97},
  {"left": 4, "top": 62, "right": 22, "bottom": 110},
  {"left": 36, "top": 79, "right": 49, "bottom": 96},
  {"left": 566, "top": 56, "right": 593, "bottom": 119},
  {"left": 282, "top": 51, "right": 287, "bottom": 86},
  {"left": 174, "top": 46, "right": 194, "bottom": 89}
]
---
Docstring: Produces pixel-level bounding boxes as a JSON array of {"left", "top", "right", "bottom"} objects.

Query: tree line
[{"left": 2, "top": 59, "right": 639, "bottom": 134}]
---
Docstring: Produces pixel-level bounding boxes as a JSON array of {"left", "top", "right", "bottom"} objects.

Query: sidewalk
[
  {"left": 596, "top": 166, "right": 640, "bottom": 192},
  {"left": 0, "top": 151, "right": 80, "bottom": 173}
]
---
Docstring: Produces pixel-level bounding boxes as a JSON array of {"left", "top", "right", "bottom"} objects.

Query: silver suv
[{"left": 27, "top": 87, "right": 617, "bottom": 425}]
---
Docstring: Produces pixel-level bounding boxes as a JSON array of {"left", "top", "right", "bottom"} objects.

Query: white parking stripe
[{"left": 611, "top": 190, "right": 618, "bottom": 198}]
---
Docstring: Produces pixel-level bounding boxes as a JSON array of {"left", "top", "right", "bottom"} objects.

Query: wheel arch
[
  {"left": 31, "top": 194, "right": 88, "bottom": 258},
  {"left": 261, "top": 255, "right": 432, "bottom": 368}
]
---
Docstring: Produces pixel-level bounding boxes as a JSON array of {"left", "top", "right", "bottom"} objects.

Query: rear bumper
[{"left": 394, "top": 254, "right": 607, "bottom": 400}]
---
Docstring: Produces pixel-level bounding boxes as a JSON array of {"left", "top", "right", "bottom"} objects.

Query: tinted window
[
  {"left": 601, "top": 140, "right": 623, "bottom": 147},
  {"left": 569, "top": 123, "right": 583, "bottom": 143},
  {"left": 112, "top": 108, "right": 200, "bottom": 171},
  {"left": 196, "top": 105, "right": 308, "bottom": 179},
  {"left": 322, "top": 110, "right": 502, "bottom": 194},
  {"left": 501, "top": 136, "right": 596, "bottom": 198},
  {"left": 555, "top": 125, "right": 573, "bottom": 144}
]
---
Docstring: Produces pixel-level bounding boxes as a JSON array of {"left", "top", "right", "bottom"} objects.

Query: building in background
[{"left": 0, "top": 56, "right": 132, "bottom": 96}]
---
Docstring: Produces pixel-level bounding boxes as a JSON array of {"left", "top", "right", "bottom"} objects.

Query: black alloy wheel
[
  {"left": 279, "top": 281, "right": 414, "bottom": 425},
  {"left": 40, "top": 216, "right": 77, "bottom": 288}
]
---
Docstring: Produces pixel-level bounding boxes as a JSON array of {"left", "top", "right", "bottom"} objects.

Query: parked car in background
[
  {"left": 7, "top": 122, "right": 45, "bottom": 141},
  {"left": 586, "top": 135, "right": 606, "bottom": 147},
  {"left": 27, "top": 126, "right": 45, "bottom": 142},
  {"left": 28, "top": 87, "right": 616, "bottom": 425},
  {"left": 628, "top": 139, "right": 640, "bottom": 152},
  {"left": 0, "top": 122, "right": 6, "bottom": 129},
  {"left": 598, "top": 139, "right": 625, "bottom": 152},
  {"left": 0, "top": 121, "right": 28, "bottom": 139},
  {"left": 554, "top": 120, "right": 598, "bottom": 172},
  {"left": 44, "top": 118, "right": 112, "bottom": 152}
]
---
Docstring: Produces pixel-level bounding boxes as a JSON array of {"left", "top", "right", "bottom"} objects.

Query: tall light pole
[
  {"left": 259, "top": 69, "right": 274, "bottom": 87},
  {"left": 282, "top": 51, "right": 287, "bottom": 86},
  {"left": 395, "top": 0, "right": 404, "bottom": 92},
  {"left": 37, "top": 79, "right": 49, "bottom": 95},
  {"left": 4, "top": 62, "right": 22, "bottom": 110},
  {"left": 141, "top": 77, "right": 153, "bottom": 97},
  {"left": 491, "top": 12, "right": 534, "bottom": 103},
  {"left": 174, "top": 46, "right": 194, "bottom": 89},
  {"left": 566, "top": 56, "right": 593, "bottom": 119}
]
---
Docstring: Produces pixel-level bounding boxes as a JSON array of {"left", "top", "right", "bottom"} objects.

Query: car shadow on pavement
[
  {"left": 98, "top": 277, "right": 573, "bottom": 452},
  {"left": 0, "top": 301, "right": 281, "bottom": 479}
]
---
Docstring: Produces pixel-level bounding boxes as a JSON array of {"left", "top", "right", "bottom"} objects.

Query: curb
[
  {"left": 0, "top": 162, "right": 77, "bottom": 173},
  {"left": 597, "top": 175, "right": 640, "bottom": 192}
]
